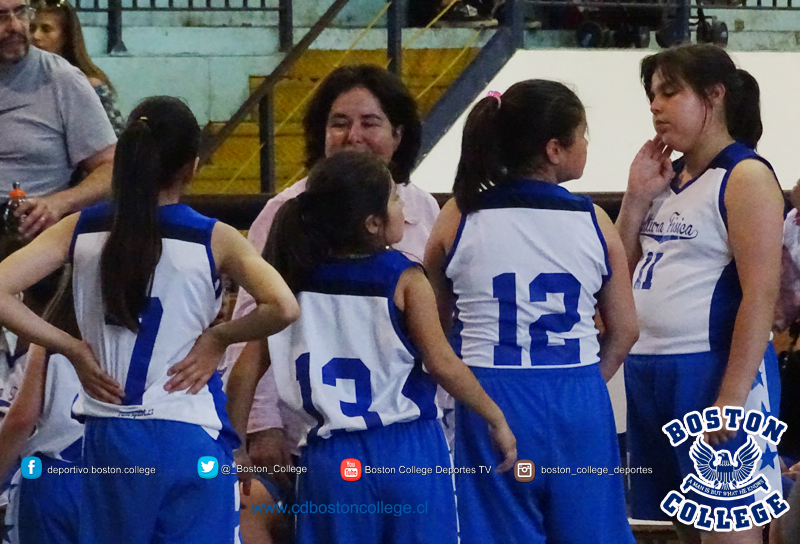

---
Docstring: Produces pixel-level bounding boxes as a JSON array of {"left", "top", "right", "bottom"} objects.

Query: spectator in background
[
  {"left": 224, "top": 64, "right": 444, "bottom": 544},
  {"left": 0, "top": 0, "right": 116, "bottom": 242},
  {"left": 30, "top": 0, "right": 125, "bottom": 136}
]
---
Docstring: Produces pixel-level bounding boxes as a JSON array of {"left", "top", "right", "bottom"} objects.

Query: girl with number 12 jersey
[{"left": 425, "top": 80, "right": 639, "bottom": 544}]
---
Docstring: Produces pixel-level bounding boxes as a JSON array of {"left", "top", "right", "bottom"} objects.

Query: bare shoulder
[
  {"left": 211, "top": 221, "right": 253, "bottom": 267},
  {"left": 394, "top": 265, "right": 428, "bottom": 312},
  {"left": 592, "top": 203, "right": 614, "bottom": 229},
  {"left": 727, "top": 159, "right": 780, "bottom": 195},
  {"left": 431, "top": 198, "right": 462, "bottom": 251}
]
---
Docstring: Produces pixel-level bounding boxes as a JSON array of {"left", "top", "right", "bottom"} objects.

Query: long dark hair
[
  {"left": 641, "top": 44, "right": 762, "bottom": 149},
  {"left": 31, "top": 0, "right": 113, "bottom": 88},
  {"left": 453, "top": 79, "right": 586, "bottom": 213},
  {"left": 303, "top": 64, "right": 421, "bottom": 185},
  {"left": 100, "top": 96, "right": 200, "bottom": 331},
  {"left": 265, "top": 151, "right": 393, "bottom": 292}
]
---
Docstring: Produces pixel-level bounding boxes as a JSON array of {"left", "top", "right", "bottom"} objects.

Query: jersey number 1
[
  {"left": 492, "top": 272, "right": 581, "bottom": 366},
  {"left": 124, "top": 297, "right": 163, "bottom": 405}
]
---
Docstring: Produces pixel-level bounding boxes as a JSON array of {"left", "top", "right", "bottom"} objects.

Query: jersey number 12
[{"left": 492, "top": 272, "right": 581, "bottom": 366}]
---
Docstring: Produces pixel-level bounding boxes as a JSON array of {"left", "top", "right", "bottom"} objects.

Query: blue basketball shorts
[
  {"left": 625, "top": 346, "right": 782, "bottom": 521},
  {"left": 4, "top": 456, "right": 81, "bottom": 544},
  {"left": 295, "top": 418, "right": 457, "bottom": 544},
  {"left": 79, "top": 418, "right": 240, "bottom": 544},
  {"left": 455, "top": 364, "right": 634, "bottom": 544}
]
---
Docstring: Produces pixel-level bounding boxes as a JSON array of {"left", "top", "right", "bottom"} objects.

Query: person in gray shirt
[{"left": 0, "top": 0, "right": 116, "bottom": 242}]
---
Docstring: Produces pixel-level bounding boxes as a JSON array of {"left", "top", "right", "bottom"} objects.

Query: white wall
[
  {"left": 412, "top": 49, "right": 800, "bottom": 194},
  {"left": 413, "top": 49, "right": 800, "bottom": 433}
]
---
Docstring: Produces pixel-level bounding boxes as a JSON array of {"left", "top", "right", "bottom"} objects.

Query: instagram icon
[
  {"left": 515, "top": 460, "right": 535, "bottom": 482},
  {"left": 341, "top": 459, "right": 362, "bottom": 481}
]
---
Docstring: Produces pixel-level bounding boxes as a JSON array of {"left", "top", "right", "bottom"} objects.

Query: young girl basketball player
[
  {"left": 0, "top": 274, "right": 84, "bottom": 544},
  {"left": 227, "top": 150, "right": 516, "bottom": 544},
  {"left": 0, "top": 96, "right": 299, "bottom": 544},
  {"left": 424, "top": 80, "right": 639, "bottom": 544},
  {"left": 616, "top": 45, "right": 784, "bottom": 544}
]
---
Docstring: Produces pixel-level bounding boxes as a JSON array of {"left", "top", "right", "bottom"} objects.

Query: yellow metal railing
[{"left": 215, "top": 0, "right": 485, "bottom": 192}]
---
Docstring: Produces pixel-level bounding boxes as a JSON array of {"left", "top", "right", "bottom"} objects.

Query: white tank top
[
  {"left": 631, "top": 143, "right": 777, "bottom": 355},
  {"left": 69, "top": 203, "right": 237, "bottom": 449},
  {"left": 446, "top": 179, "right": 609, "bottom": 369},
  {"left": 269, "top": 251, "right": 440, "bottom": 446}
]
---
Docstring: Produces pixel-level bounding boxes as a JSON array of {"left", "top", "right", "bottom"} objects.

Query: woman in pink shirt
[{"left": 225, "top": 65, "right": 442, "bottom": 544}]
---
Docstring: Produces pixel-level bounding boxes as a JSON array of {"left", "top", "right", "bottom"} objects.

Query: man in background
[{"left": 0, "top": 0, "right": 116, "bottom": 242}]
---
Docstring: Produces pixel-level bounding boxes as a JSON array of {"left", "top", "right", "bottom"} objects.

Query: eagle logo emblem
[{"left": 689, "top": 436, "right": 761, "bottom": 490}]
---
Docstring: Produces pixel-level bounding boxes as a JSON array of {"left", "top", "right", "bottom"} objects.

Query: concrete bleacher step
[{"left": 192, "top": 47, "right": 478, "bottom": 195}]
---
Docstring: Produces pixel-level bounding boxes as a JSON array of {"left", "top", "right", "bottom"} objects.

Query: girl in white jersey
[
  {"left": 0, "top": 273, "right": 84, "bottom": 544},
  {"left": 616, "top": 45, "right": 785, "bottom": 544},
  {"left": 0, "top": 96, "right": 299, "bottom": 544},
  {"left": 227, "top": 150, "right": 516, "bottom": 544},
  {"left": 425, "top": 80, "right": 639, "bottom": 544}
]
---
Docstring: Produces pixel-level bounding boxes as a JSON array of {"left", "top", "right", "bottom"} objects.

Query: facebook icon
[{"left": 21, "top": 457, "right": 42, "bottom": 479}]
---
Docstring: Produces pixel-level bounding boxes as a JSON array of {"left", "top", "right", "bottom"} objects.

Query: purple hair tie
[{"left": 487, "top": 90, "right": 501, "bottom": 106}]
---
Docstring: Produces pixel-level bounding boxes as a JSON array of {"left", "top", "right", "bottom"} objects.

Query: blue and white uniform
[
  {"left": 0, "top": 329, "right": 23, "bottom": 516},
  {"left": 69, "top": 202, "right": 240, "bottom": 544},
  {"left": 625, "top": 142, "right": 782, "bottom": 519},
  {"left": 446, "top": 179, "right": 633, "bottom": 544},
  {"left": 269, "top": 250, "right": 455, "bottom": 544},
  {"left": 3, "top": 352, "right": 84, "bottom": 544}
]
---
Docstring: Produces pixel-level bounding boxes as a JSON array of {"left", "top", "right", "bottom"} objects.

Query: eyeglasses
[{"left": 0, "top": 5, "right": 36, "bottom": 26}]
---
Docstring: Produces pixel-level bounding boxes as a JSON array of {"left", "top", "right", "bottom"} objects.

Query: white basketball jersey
[
  {"left": 269, "top": 251, "right": 440, "bottom": 446},
  {"left": 446, "top": 179, "right": 609, "bottom": 369},
  {"left": 69, "top": 203, "right": 237, "bottom": 447},
  {"left": 631, "top": 143, "right": 777, "bottom": 355},
  {"left": 22, "top": 352, "right": 83, "bottom": 462}
]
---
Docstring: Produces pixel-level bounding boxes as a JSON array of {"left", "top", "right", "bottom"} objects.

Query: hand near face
[{"left": 627, "top": 136, "right": 674, "bottom": 204}]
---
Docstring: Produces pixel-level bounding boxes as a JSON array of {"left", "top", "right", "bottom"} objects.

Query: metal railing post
[
  {"left": 508, "top": 0, "right": 524, "bottom": 48},
  {"left": 279, "top": 0, "right": 293, "bottom": 52},
  {"left": 259, "top": 90, "right": 276, "bottom": 193},
  {"left": 677, "top": 0, "right": 690, "bottom": 43},
  {"left": 387, "top": 0, "right": 405, "bottom": 75},
  {"left": 107, "top": 0, "right": 127, "bottom": 53}
]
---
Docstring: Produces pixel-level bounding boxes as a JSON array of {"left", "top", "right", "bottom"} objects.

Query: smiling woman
[{"left": 222, "top": 64, "right": 446, "bottom": 544}]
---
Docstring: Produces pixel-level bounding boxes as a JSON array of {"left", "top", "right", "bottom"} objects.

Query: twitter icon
[{"left": 198, "top": 456, "right": 218, "bottom": 479}]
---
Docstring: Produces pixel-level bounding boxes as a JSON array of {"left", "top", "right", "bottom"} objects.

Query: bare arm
[
  {"left": 616, "top": 138, "right": 674, "bottom": 276},
  {"left": 397, "top": 267, "right": 516, "bottom": 472},
  {"left": 423, "top": 198, "right": 461, "bottom": 333},
  {"left": 0, "top": 345, "right": 47, "bottom": 480},
  {"left": 707, "top": 160, "right": 784, "bottom": 446},
  {"left": 165, "top": 222, "right": 298, "bottom": 393},
  {"left": 226, "top": 339, "right": 271, "bottom": 444},
  {"left": 593, "top": 205, "right": 639, "bottom": 382},
  {"left": 0, "top": 215, "right": 123, "bottom": 403},
  {"left": 225, "top": 338, "right": 272, "bottom": 495},
  {"left": 16, "top": 144, "right": 115, "bottom": 241}
]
